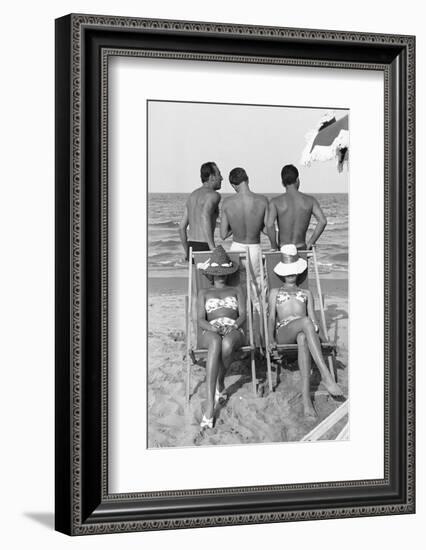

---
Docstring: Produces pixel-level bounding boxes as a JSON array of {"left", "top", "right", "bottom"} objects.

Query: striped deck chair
[
  {"left": 259, "top": 246, "right": 337, "bottom": 389},
  {"left": 184, "top": 249, "right": 260, "bottom": 404}
]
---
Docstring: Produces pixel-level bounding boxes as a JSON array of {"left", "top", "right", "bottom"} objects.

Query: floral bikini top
[
  {"left": 205, "top": 296, "right": 238, "bottom": 314},
  {"left": 276, "top": 288, "right": 307, "bottom": 305}
]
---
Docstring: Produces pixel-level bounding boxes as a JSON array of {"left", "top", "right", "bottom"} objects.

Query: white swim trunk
[{"left": 230, "top": 241, "right": 262, "bottom": 300}]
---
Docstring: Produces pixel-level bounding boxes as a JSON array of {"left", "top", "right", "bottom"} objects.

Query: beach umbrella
[{"left": 300, "top": 112, "right": 349, "bottom": 172}]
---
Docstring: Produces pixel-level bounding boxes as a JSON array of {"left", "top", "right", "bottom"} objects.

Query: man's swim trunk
[
  {"left": 229, "top": 241, "right": 264, "bottom": 345},
  {"left": 280, "top": 243, "right": 307, "bottom": 251},
  {"left": 188, "top": 240, "right": 210, "bottom": 252},
  {"left": 230, "top": 241, "right": 261, "bottom": 282},
  {"left": 230, "top": 241, "right": 263, "bottom": 307},
  {"left": 188, "top": 240, "right": 210, "bottom": 263}
]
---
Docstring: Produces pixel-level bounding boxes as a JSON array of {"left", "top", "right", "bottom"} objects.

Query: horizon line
[{"left": 148, "top": 191, "right": 349, "bottom": 194}]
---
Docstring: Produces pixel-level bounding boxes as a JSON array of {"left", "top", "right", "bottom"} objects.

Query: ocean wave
[
  {"left": 148, "top": 220, "right": 179, "bottom": 228},
  {"left": 148, "top": 252, "right": 179, "bottom": 261},
  {"left": 326, "top": 222, "right": 348, "bottom": 228},
  {"left": 330, "top": 252, "right": 348, "bottom": 263},
  {"left": 148, "top": 260, "right": 186, "bottom": 269},
  {"left": 149, "top": 239, "right": 182, "bottom": 249},
  {"left": 308, "top": 261, "right": 333, "bottom": 274}
]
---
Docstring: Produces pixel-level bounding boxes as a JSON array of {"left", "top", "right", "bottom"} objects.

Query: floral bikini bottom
[
  {"left": 275, "top": 315, "right": 303, "bottom": 331},
  {"left": 204, "top": 317, "right": 245, "bottom": 337}
]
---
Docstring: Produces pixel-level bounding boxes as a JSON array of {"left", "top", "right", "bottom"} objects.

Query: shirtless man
[
  {"left": 267, "top": 164, "right": 327, "bottom": 251},
  {"left": 220, "top": 167, "right": 274, "bottom": 299},
  {"left": 179, "top": 162, "right": 222, "bottom": 260}
]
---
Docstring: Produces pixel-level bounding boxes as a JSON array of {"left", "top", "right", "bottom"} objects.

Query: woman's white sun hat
[{"left": 273, "top": 244, "right": 307, "bottom": 277}]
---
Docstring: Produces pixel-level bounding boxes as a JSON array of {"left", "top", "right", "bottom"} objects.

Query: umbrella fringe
[{"left": 300, "top": 129, "right": 349, "bottom": 169}]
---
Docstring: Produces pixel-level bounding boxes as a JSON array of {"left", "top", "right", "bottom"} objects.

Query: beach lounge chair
[
  {"left": 301, "top": 399, "right": 349, "bottom": 441},
  {"left": 259, "top": 246, "right": 337, "bottom": 389},
  {"left": 184, "top": 248, "right": 262, "bottom": 405}
]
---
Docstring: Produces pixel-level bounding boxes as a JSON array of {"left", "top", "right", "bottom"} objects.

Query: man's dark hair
[
  {"left": 229, "top": 167, "right": 248, "bottom": 186},
  {"left": 200, "top": 162, "right": 217, "bottom": 183},
  {"left": 281, "top": 164, "right": 299, "bottom": 186}
]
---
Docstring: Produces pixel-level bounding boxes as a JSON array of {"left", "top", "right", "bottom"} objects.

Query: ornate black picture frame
[{"left": 55, "top": 14, "right": 415, "bottom": 535}]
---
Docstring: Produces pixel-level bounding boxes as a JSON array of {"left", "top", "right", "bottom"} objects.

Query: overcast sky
[{"left": 148, "top": 101, "right": 349, "bottom": 194}]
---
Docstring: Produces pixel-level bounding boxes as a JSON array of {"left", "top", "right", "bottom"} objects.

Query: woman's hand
[
  {"left": 316, "top": 325, "right": 328, "bottom": 342},
  {"left": 311, "top": 320, "right": 327, "bottom": 342},
  {"left": 320, "top": 330, "right": 329, "bottom": 342},
  {"left": 267, "top": 341, "right": 277, "bottom": 354}
]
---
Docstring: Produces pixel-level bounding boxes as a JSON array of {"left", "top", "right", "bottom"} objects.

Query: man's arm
[
  {"left": 261, "top": 198, "right": 269, "bottom": 234},
  {"left": 178, "top": 204, "right": 189, "bottom": 260},
  {"left": 265, "top": 199, "right": 279, "bottom": 250},
  {"left": 306, "top": 197, "right": 327, "bottom": 249},
  {"left": 220, "top": 201, "right": 232, "bottom": 240},
  {"left": 201, "top": 192, "right": 220, "bottom": 250}
]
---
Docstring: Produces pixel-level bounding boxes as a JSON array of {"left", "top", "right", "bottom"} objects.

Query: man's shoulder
[
  {"left": 222, "top": 194, "right": 235, "bottom": 208},
  {"left": 193, "top": 187, "right": 220, "bottom": 203},
  {"left": 252, "top": 192, "right": 269, "bottom": 206},
  {"left": 207, "top": 189, "right": 221, "bottom": 201},
  {"left": 255, "top": 193, "right": 269, "bottom": 202},
  {"left": 191, "top": 186, "right": 219, "bottom": 195},
  {"left": 188, "top": 186, "right": 204, "bottom": 200},
  {"left": 299, "top": 191, "right": 316, "bottom": 203},
  {"left": 271, "top": 193, "right": 286, "bottom": 203},
  {"left": 271, "top": 193, "right": 289, "bottom": 209}
]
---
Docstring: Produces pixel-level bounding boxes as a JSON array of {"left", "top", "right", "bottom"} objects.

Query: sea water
[{"left": 148, "top": 193, "right": 348, "bottom": 277}]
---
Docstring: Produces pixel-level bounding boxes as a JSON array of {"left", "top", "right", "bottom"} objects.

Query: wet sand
[{"left": 147, "top": 275, "right": 349, "bottom": 448}]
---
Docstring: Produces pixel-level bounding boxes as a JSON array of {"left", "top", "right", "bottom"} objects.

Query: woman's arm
[
  {"left": 234, "top": 286, "right": 247, "bottom": 329},
  {"left": 306, "top": 290, "right": 323, "bottom": 338},
  {"left": 197, "top": 290, "right": 219, "bottom": 333},
  {"left": 268, "top": 288, "right": 278, "bottom": 346}
]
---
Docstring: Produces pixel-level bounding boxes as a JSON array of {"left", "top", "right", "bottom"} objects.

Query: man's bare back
[
  {"left": 220, "top": 192, "right": 268, "bottom": 244},
  {"left": 186, "top": 187, "right": 220, "bottom": 242},
  {"left": 272, "top": 192, "right": 313, "bottom": 248},
  {"left": 267, "top": 164, "right": 327, "bottom": 250},
  {"left": 269, "top": 189, "right": 327, "bottom": 249},
  {"left": 179, "top": 162, "right": 223, "bottom": 259}
]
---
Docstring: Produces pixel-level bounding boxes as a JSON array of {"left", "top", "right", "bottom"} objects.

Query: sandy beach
[{"left": 147, "top": 273, "right": 348, "bottom": 448}]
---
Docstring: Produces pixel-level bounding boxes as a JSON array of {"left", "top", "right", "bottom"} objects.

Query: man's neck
[
  {"left": 285, "top": 184, "right": 299, "bottom": 195},
  {"left": 236, "top": 182, "right": 250, "bottom": 194}
]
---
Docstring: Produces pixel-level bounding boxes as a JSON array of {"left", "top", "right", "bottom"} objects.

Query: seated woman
[
  {"left": 197, "top": 245, "right": 246, "bottom": 429},
  {"left": 268, "top": 244, "right": 342, "bottom": 418}
]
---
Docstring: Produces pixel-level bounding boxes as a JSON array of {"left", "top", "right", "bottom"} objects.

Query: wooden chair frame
[
  {"left": 185, "top": 248, "right": 261, "bottom": 404},
  {"left": 260, "top": 246, "right": 337, "bottom": 389}
]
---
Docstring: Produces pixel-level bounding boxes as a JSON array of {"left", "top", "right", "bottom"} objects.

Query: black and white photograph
[
  {"left": 0, "top": 0, "right": 417, "bottom": 544},
  {"left": 147, "top": 100, "right": 349, "bottom": 447}
]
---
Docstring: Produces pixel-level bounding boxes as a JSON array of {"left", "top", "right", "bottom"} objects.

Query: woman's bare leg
[
  {"left": 296, "top": 332, "right": 317, "bottom": 418},
  {"left": 277, "top": 318, "right": 342, "bottom": 396},
  {"left": 200, "top": 331, "right": 223, "bottom": 418},
  {"left": 219, "top": 329, "right": 244, "bottom": 392}
]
